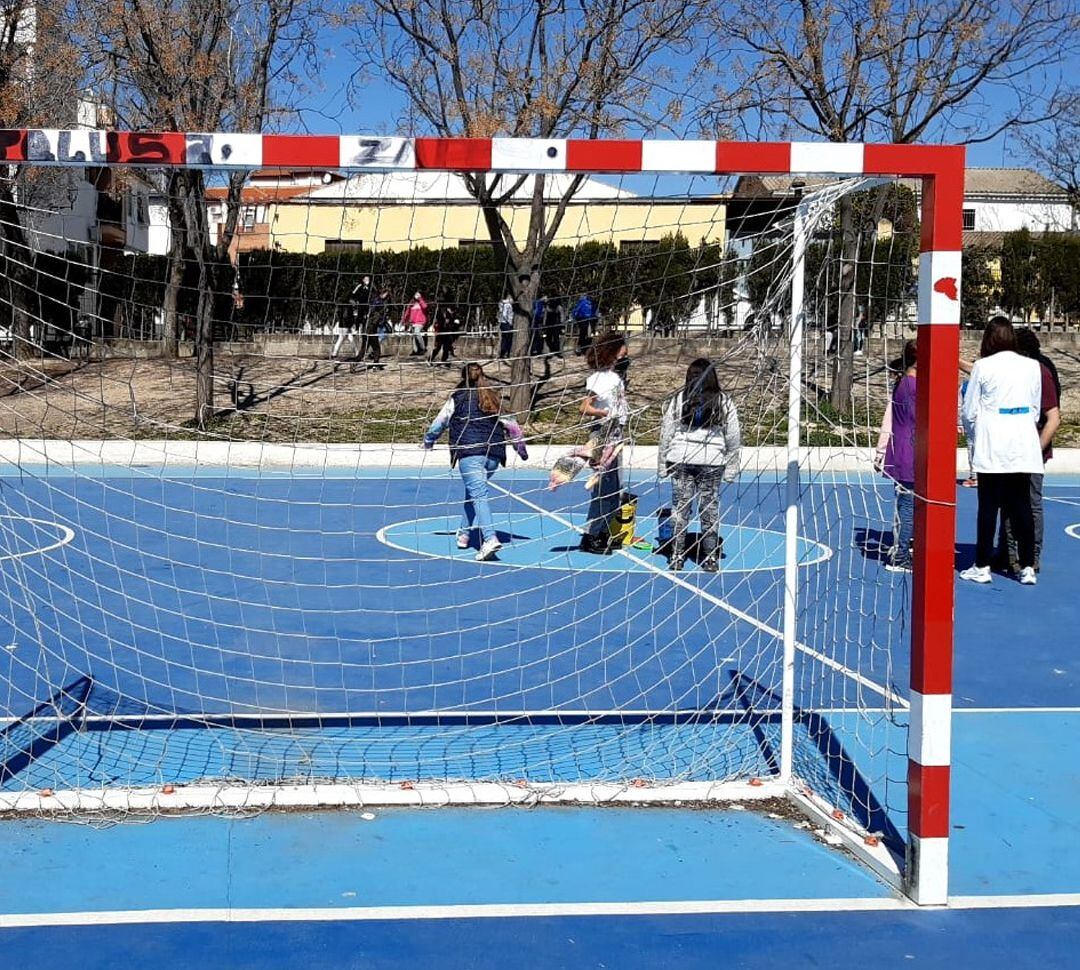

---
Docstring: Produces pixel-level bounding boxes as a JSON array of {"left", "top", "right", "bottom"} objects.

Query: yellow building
[{"left": 212, "top": 170, "right": 726, "bottom": 255}]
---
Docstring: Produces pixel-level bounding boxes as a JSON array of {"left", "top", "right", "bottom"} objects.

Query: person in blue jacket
[
  {"left": 572, "top": 294, "right": 597, "bottom": 355},
  {"left": 530, "top": 296, "right": 546, "bottom": 357},
  {"left": 424, "top": 363, "right": 528, "bottom": 561}
]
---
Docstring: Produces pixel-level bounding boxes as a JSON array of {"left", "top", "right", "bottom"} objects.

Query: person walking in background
[
  {"left": 853, "top": 305, "right": 869, "bottom": 356},
  {"left": 373, "top": 287, "right": 392, "bottom": 343},
  {"left": 331, "top": 274, "right": 371, "bottom": 360},
  {"left": 423, "top": 363, "right": 528, "bottom": 562},
  {"left": 430, "top": 301, "right": 458, "bottom": 366},
  {"left": 542, "top": 296, "right": 564, "bottom": 357},
  {"left": 874, "top": 340, "right": 917, "bottom": 573},
  {"left": 403, "top": 291, "right": 428, "bottom": 356},
  {"left": 530, "top": 296, "right": 546, "bottom": 357},
  {"left": 658, "top": 358, "right": 741, "bottom": 572},
  {"left": 959, "top": 318, "right": 1044, "bottom": 586},
  {"left": 995, "top": 327, "right": 1061, "bottom": 574},
  {"left": 497, "top": 295, "right": 514, "bottom": 359},
  {"left": 579, "top": 331, "right": 630, "bottom": 554},
  {"left": 362, "top": 281, "right": 385, "bottom": 368},
  {"left": 572, "top": 293, "right": 598, "bottom": 355}
]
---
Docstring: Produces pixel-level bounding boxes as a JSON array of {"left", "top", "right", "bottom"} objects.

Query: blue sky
[{"left": 296, "top": 30, "right": 1041, "bottom": 174}]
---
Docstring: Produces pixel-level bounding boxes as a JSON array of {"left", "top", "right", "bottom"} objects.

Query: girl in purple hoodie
[{"left": 875, "top": 340, "right": 917, "bottom": 572}]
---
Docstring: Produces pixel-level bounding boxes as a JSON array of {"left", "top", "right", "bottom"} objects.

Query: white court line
[
  {"left": 0, "top": 516, "right": 75, "bottom": 561},
  {"left": 4, "top": 893, "right": 1080, "bottom": 927},
  {"left": 375, "top": 515, "right": 832, "bottom": 574},
  {"left": 488, "top": 483, "right": 907, "bottom": 709},
  {"left": 1065, "top": 523, "right": 1080, "bottom": 540}
]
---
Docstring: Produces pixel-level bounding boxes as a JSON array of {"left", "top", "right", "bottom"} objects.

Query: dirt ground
[{"left": 0, "top": 334, "right": 1076, "bottom": 447}]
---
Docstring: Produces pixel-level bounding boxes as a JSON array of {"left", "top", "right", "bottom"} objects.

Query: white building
[{"left": 960, "top": 168, "right": 1076, "bottom": 236}]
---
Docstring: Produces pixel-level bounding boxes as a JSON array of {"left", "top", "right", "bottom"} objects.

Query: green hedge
[{"left": 110, "top": 235, "right": 727, "bottom": 331}]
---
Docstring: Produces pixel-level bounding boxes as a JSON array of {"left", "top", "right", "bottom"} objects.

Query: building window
[
  {"left": 962, "top": 208, "right": 976, "bottom": 231},
  {"left": 458, "top": 239, "right": 494, "bottom": 248},
  {"left": 619, "top": 239, "right": 662, "bottom": 252},
  {"left": 325, "top": 239, "right": 365, "bottom": 252}
]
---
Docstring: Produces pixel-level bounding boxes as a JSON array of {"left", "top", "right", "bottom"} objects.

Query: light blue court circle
[{"left": 377, "top": 513, "right": 832, "bottom": 573}]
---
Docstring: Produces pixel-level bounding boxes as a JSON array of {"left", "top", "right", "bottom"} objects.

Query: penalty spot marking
[{"left": 0, "top": 515, "right": 75, "bottom": 561}]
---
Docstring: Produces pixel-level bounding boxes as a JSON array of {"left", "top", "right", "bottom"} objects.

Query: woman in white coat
[{"left": 959, "top": 318, "right": 1043, "bottom": 586}]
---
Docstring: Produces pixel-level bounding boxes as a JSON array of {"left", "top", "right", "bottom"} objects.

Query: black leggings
[
  {"left": 431, "top": 333, "right": 455, "bottom": 362},
  {"left": 976, "top": 472, "right": 1034, "bottom": 569}
]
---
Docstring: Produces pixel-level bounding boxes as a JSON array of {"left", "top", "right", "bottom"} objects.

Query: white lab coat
[{"left": 961, "top": 351, "right": 1043, "bottom": 475}]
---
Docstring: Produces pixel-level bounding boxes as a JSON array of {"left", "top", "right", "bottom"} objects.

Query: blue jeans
[
  {"left": 585, "top": 459, "right": 622, "bottom": 539},
  {"left": 893, "top": 481, "right": 914, "bottom": 567},
  {"left": 458, "top": 455, "right": 499, "bottom": 543}
]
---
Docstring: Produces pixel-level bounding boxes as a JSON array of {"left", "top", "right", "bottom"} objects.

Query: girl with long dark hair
[
  {"left": 424, "top": 363, "right": 528, "bottom": 561},
  {"left": 658, "top": 358, "right": 741, "bottom": 571}
]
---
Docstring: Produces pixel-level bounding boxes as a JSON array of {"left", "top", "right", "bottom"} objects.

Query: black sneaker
[{"left": 579, "top": 534, "right": 610, "bottom": 555}]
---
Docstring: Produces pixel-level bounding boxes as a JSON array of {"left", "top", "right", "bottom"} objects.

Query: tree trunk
[
  {"left": 194, "top": 255, "right": 215, "bottom": 429},
  {"left": 829, "top": 194, "right": 858, "bottom": 411},
  {"left": 507, "top": 269, "right": 540, "bottom": 416},
  {"left": 162, "top": 242, "right": 183, "bottom": 358}
]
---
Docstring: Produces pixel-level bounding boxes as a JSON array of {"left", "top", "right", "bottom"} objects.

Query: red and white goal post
[{"left": 0, "top": 130, "right": 963, "bottom": 905}]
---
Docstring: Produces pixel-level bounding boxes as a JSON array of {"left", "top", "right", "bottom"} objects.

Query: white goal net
[{"left": 0, "top": 137, "right": 932, "bottom": 889}]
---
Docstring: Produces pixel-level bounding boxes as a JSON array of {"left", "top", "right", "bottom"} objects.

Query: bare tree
[
  {"left": 77, "top": 0, "right": 319, "bottom": 427},
  {"left": 0, "top": 1, "right": 81, "bottom": 359},
  {"left": 704, "top": 0, "right": 1080, "bottom": 409},
  {"left": 1019, "top": 88, "right": 1080, "bottom": 218},
  {"left": 345, "top": 0, "right": 701, "bottom": 414}
]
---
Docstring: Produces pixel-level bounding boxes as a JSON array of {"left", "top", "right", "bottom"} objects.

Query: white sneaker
[
  {"left": 1019, "top": 566, "right": 1037, "bottom": 586},
  {"left": 475, "top": 537, "right": 502, "bottom": 561},
  {"left": 456, "top": 531, "right": 471, "bottom": 550},
  {"left": 885, "top": 562, "right": 912, "bottom": 573},
  {"left": 959, "top": 565, "right": 992, "bottom": 584}
]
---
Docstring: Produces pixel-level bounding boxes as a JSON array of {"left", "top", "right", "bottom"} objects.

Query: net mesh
[{"left": 0, "top": 156, "right": 919, "bottom": 853}]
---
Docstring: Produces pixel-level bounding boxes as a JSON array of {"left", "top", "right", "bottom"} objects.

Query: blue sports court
[{"left": 1, "top": 465, "right": 1078, "bottom": 967}]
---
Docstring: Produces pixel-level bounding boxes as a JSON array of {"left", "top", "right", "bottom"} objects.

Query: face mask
[{"left": 614, "top": 357, "right": 630, "bottom": 379}]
